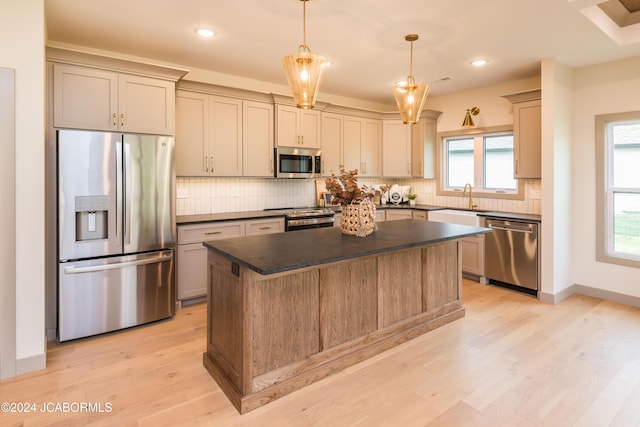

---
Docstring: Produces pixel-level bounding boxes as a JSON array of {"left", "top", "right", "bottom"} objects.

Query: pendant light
[
  {"left": 282, "top": 0, "right": 327, "bottom": 109},
  {"left": 393, "top": 34, "right": 429, "bottom": 124}
]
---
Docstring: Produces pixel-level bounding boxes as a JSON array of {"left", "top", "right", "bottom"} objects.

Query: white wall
[
  {"left": 0, "top": 0, "right": 46, "bottom": 378},
  {"left": 571, "top": 56, "right": 640, "bottom": 298},
  {"left": 540, "top": 60, "right": 574, "bottom": 299}
]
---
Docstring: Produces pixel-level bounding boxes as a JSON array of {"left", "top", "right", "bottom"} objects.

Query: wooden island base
[{"left": 203, "top": 238, "right": 465, "bottom": 414}]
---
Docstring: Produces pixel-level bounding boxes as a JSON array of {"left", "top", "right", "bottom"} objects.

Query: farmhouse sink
[{"left": 428, "top": 209, "right": 480, "bottom": 227}]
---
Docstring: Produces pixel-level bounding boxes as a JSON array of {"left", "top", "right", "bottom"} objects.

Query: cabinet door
[
  {"left": 177, "top": 243, "right": 208, "bottom": 300},
  {"left": 276, "top": 104, "right": 300, "bottom": 147},
  {"left": 361, "top": 119, "right": 382, "bottom": 176},
  {"left": 118, "top": 74, "right": 175, "bottom": 135},
  {"left": 53, "top": 63, "right": 118, "bottom": 131},
  {"left": 382, "top": 120, "right": 411, "bottom": 177},
  {"left": 243, "top": 101, "right": 274, "bottom": 177},
  {"left": 513, "top": 100, "right": 541, "bottom": 179},
  {"left": 300, "top": 109, "right": 321, "bottom": 148},
  {"left": 321, "top": 112, "right": 343, "bottom": 176},
  {"left": 411, "top": 118, "right": 437, "bottom": 179},
  {"left": 343, "top": 116, "right": 363, "bottom": 172},
  {"left": 461, "top": 235, "right": 484, "bottom": 276},
  {"left": 209, "top": 96, "right": 242, "bottom": 176},
  {"left": 176, "top": 90, "right": 208, "bottom": 176}
]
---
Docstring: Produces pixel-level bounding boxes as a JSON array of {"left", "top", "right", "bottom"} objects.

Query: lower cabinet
[
  {"left": 460, "top": 235, "right": 485, "bottom": 277},
  {"left": 177, "top": 218, "right": 284, "bottom": 302}
]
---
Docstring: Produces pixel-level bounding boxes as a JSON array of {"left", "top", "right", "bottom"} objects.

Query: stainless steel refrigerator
[{"left": 57, "top": 129, "right": 175, "bottom": 341}]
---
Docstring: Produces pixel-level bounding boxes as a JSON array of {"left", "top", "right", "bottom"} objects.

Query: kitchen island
[{"left": 203, "top": 219, "right": 490, "bottom": 413}]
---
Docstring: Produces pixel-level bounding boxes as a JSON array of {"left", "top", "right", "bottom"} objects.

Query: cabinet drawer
[
  {"left": 386, "top": 210, "right": 413, "bottom": 221},
  {"left": 412, "top": 210, "right": 427, "bottom": 220},
  {"left": 178, "top": 221, "right": 245, "bottom": 245},
  {"left": 245, "top": 218, "right": 284, "bottom": 236}
]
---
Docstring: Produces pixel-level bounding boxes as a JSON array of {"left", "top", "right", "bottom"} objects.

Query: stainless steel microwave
[{"left": 274, "top": 147, "right": 322, "bottom": 178}]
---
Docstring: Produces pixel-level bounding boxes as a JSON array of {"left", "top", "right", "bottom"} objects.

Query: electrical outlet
[
  {"left": 530, "top": 190, "right": 540, "bottom": 200},
  {"left": 176, "top": 188, "right": 188, "bottom": 199}
]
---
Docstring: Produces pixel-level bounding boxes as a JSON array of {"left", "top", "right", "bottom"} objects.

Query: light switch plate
[
  {"left": 530, "top": 190, "right": 540, "bottom": 200},
  {"left": 176, "top": 188, "right": 188, "bottom": 199}
]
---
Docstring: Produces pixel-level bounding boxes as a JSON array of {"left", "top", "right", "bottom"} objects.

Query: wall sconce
[{"left": 462, "top": 107, "right": 480, "bottom": 127}]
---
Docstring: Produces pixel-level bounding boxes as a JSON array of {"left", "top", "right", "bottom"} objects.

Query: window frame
[
  {"left": 595, "top": 111, "right": 640, "bottom": 268},
  {"left": 436, "top": 125, "right": 524, "bottom": 200}
]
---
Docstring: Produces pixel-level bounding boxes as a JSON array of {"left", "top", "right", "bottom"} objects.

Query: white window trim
[
  {"left": 595, "top": 111, "right": 640, "bottom": 268},
  {"left": 436, "top": 125, "right": 524, "bottom": 200}
]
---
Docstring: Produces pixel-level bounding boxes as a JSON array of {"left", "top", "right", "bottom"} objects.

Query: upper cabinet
[
  {"left": 243, "top": 101, "right": 274, "bottom": 177},
  {"left": 275, "top": 104, "right": 321, "bottom": 148},
  {"left": 176, "top": 87, "right": 274, "bottom": 177},
  {"left": 503, "top": 90, "right": 541, "bottom": 179},
  {"left": 175, "top": 90, "right": 242, "bottom": 177},
  {"left": 321, "top": 112, "right": 343, "bottom": 176},
  {"left": 411, "top": 110, "right": 441, "bottom": 179},
  {"left": 382, "top": 120, "right": 411, "bottom": 177},
  {"left": 52, "top": 63, "right": 175, "bottom": 135},
  {"left": 343, "top": 116, "right": 382, "bottom": 177}
]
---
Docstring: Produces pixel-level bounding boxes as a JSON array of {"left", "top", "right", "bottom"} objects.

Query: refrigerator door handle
[
  {"left": 123, "top": 141, "right": 131, "bottom": 246},
  {"left": 63, "top": 253, "right": 173, "bottom": 275},
  {"left": 115, "top": 141, "right": 123, "bottom": 239}
]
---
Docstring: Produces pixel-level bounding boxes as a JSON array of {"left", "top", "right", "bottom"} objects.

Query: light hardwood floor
[{"left": 2, "top": 279, "right": 640, "bottom": 426}]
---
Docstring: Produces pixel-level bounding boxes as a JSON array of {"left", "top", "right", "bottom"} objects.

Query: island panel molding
[{"left": 202, "top": 220, "right": 489, "bottom": 413}]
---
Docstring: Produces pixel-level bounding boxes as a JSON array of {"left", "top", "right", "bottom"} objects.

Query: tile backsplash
[{"left": 176, "top": 177, "right": 542, "bottom": 216}]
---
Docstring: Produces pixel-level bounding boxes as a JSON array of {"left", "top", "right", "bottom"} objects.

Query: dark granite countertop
[
  {"left": 177, "top": 210, "right": 285, "bottom": 225},
  {"left": 203, "top": 219, "right": 491, "bottom": 275},
  {"left": 177, "top": 204, "right": 540, "bottom": 225}
]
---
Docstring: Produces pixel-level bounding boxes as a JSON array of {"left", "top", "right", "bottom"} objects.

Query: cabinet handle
[
  {"left": 211, "top": 157, "right": 214, "bottom": 173},
  {"left": 120, "top": 113, "right": 125, "bottom": 127},
  {"left": 112, "top": 113, "right": 117, "bottom": 126},
  {"left": 205, "top": 231, "right": 222, "bottom": 235},
  {"left": 301, "top": 135, "right": 304, "bottom": 145},
  {"left": 515, "top": 159, "right": 519, "bottom": 174},
  {"left": 407, "top": 163, "right": 410, "bottom": 174},
  {"left": 204, "top": 156, "right": 209, "bottom": 172},
  {"left": 259, "top": 226, "right": 271, "bottom": 230}
]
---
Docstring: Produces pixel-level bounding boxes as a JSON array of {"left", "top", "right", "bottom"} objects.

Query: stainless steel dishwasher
[{"left": 484, "top": 217, "right": 539, "bottom": 295}]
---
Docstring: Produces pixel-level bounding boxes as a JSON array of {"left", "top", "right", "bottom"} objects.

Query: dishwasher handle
[{"left": 487, "top": 223, "right": 534, "bottom": 233}]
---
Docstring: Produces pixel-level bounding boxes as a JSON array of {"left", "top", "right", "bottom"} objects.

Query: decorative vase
[
  {"left": 409, "top": 199, "right": 416, "bottom": 206},
  {"left": 340, "top": 199, "right": 378, "bottom": 237}
]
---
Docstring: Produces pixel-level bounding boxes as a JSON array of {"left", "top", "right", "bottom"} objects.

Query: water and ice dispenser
[{"left": 75, "top": 195, "right": 109, "bottom": 241}]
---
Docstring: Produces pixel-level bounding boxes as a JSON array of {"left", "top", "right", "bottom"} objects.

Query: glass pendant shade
[
  {"left": 282, "top": 45, "right": 327, "bottom": 109},
  {"left": 393, "top": 34, "right": 429, "bottom": 124},
  {"left": 393, "top": 76, "right": 429, "bottom": 124}
]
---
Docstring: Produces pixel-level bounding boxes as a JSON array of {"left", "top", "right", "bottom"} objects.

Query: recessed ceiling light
[
  {"left": 470, "top": 59, "right": 489, "bottom": 67},
  {"left": 195, "top": 28, "right": 215, "bottom": 38}
]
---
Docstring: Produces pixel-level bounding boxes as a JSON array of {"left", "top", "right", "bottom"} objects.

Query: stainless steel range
[{"left": 267, "top": 207, "right": 335, "bottom": 231}]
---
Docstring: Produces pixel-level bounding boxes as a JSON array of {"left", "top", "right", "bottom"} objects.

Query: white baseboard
[{"left": 540, "top": 283, "right": 640, "bottom": 308}]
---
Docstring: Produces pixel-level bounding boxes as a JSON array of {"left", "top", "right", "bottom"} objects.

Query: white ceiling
[{"left": 45, "top": 0, "right": 640, "bottom": 107}]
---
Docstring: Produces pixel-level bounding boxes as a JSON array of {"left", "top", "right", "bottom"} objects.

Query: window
[
  {"left": 596, "top": 112, "right": 640, "bottom": 267},
  {"left": 438, "top": 128, "right": 522, "bottom": 199}
]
